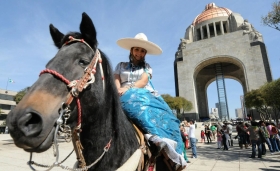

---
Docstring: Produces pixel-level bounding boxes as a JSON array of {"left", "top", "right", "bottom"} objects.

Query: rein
[{"left": 28, "top": 36, "right": 111, "bottom": 171}]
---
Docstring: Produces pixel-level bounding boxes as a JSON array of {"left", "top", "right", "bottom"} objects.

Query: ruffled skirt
[{"left": 120, "top": 88, "right": 186, "bottom": 166}]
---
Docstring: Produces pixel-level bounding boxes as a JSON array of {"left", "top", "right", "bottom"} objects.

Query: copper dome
[{"left": 192, "top": 3, "right": 232, "bottom": 25}]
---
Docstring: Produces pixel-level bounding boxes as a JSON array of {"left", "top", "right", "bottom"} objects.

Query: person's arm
[{"left": 132, "top": 72, "right": 149, "bottom": 88}]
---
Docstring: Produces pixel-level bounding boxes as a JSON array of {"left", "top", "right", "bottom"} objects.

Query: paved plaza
[{"left": 1, "top": 123, "right": 280, "bottom": 171}]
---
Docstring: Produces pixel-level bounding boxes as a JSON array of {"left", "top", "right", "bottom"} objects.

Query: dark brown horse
[{"left": 7, "top": 13, "right": 171, "bottom": 171}]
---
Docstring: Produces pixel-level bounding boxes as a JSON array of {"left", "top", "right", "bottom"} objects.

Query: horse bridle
[{"left": 28, "top": 36, "right": 111, "bottom": 171}]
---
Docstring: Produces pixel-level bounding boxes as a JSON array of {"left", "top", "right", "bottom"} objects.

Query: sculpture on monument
[
  {"left": 175, "top": 38, "right": 188, "bottom": 58},
  {"left": 241, "top": 19, "right": 263, "bottom": 42}
]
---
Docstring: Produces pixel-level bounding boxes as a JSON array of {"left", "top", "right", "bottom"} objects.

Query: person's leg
[
  {"left": 250, "top": 140, "right": 257, "bottom": 158},
  {"left": 262, "top": 143, "right": 266, "bottom": 155},
  {"left": 222, "top": 137, "right": 227, "bottom": 150},
  {"left": 257, "top": 140, "right": 262, "bottom": 158},
  {"left": 225, "top": 136, "right": 229, "bottom": 150},
  {"left": 190, "top": 138, "right": 197, "bottom": 158},
  {"left": 270, "top": 137, "right": 277, "bottom": 152},
  {"left": 182, "top": 144, "right": 188, "bottom": 161},
  {"left": 217, "top": 141, "right": 221, "bottom": 149},
  {"left": 265, "top": 138, "right": 273, "bottom": 152}
]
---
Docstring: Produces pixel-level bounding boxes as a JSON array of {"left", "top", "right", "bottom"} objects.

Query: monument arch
[{"left": 174, "top": 3, "right": 272, "bottom": 120}]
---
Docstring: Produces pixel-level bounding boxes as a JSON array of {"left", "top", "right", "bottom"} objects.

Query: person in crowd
[
  {"left": 245, "top": 122, "right": 251, "bottom": 147},
  {"left": 205, "top": 125, "right": 212, "bottom": 144},
  {"left": 217, "top": 130, "right": 222, "bottom": 149},
  {"left": 180, "top": 124, "right": 191, "bottom": 163},
  {"left": 186, "top": 120, "right": 197, "bottom": 158},
  {"left": 221, "top": 125, "right": 230, "bottom": 150},
  {"left": 201, "top": 130, "right": 205, "bottom": 143},
  {"left": 236, "top": 122, "right": 249, "bottom": 149},
  {"left": 267, "top": 122, "right": 280, "bottom": 153},
  {"left": 259, "top": 121, "right": 273, "bottom": 155},
  {"left": 210, "top": 124, "right": 217, "bottom": 141},
  {"left": 183, "top": 120, "right": 190, "bottom": 149},
  {"left": 225, "top": 121, "right": 233, "bottom": 146},
  {"left": 240, "top": 121, "right": 262, "bottom": 158},
  {"left": 114, "top": 33, "right": 186, "bottom": 168}
]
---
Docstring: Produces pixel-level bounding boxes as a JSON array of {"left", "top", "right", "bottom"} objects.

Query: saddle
[{"left": 132, "top": 124, "right": 185, "bottom": 171}]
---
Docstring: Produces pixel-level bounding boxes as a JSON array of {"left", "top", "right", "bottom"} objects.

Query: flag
[{"left": 8, "top": 79, "right": 15, "bottom": 83}]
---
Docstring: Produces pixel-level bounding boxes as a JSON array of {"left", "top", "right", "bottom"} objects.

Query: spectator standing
[
  {"left": 210, "top": 124, "right": 217, "bottom": 141},
  {"left": 186, "top": 120, "right": 197, "bottom": 158},
  {"left": 267, "top": 122, "right": 280, "bottom": 152},
  {"left": 221, "top": 125, "right": 230, "bottom": 150},
  {"left": 245, "top": 122, "right": 262, "bottom": 158},
  {"left": 217, "top": 130, "right": 222, "bottom": 149},
  {"left": 259, "top": 121, "right": 273, "bottom": 154},
  {"left": 201, "top": 130, "right": 205, "bottom": 143},
  {"left": 180, "top": 125, "right": 191, "bottom": 163},
  {"left": 226, "top": 122, "right": 233, "bottom": 146},
  {"left": 205, "top": 125, "right": 212, "bottom": 144},
  {"left": 236, "top": 122, "right": 249, "bottom": 149}
]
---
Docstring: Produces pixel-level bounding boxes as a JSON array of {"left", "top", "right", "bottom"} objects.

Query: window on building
[
  {"left": 215, "top": 22, "right": 221, "bottom": 35},
  {"left": 196, "top": 28, "right": 201, "bottom": 40},
  {"left": 209, "top": 23, "right": 215, "bottom": 37},
  {"left": 0, "top": 104, "right": 13, "bottom": 110},
  {"left": 223, "top": 21, "right": 227, "bottom": 33},
  {"left": 0, "top": 94, "right": 14, "bottom": 101},
  {"left": 202, "top": 25, "right": 207, "bottom": 39}
]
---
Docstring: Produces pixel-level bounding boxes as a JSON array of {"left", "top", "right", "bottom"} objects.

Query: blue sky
[{"left": 1, "top": 1, "right": 279, "bottom": 119}]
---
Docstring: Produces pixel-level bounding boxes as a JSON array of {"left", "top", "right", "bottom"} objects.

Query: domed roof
[{"left": 192, "top": 3, "right": 232, "bottom": 25}]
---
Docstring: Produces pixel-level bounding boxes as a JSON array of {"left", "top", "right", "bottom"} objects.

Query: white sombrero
[{"left": 117, "top": 33, "right": 162, "bottom": 55}]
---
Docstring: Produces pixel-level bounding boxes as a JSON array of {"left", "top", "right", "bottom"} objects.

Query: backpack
[{"left": 271, "top": 126, "right": 278, "bottom": 135}]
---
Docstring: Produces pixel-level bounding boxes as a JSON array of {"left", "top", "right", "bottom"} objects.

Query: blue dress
[{"left": 120, "top": 88, "right": 183, "bottom": 154}]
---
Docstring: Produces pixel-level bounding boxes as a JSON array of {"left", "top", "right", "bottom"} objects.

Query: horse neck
[{"left": 79, "top": 87, "right": 139, "bottom": 170}]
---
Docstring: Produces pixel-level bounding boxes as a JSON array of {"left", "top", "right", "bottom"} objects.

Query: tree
[
  {"left": 161, "top": 94, "right": 193, "bottom": 118},
  {"left": 14, "top": 87, "right": 30, "bottom": 104},
  {"left": 244, "top": 89, "right": 270, "bottom": 121},
  {"left": 261, "top": 1, "right": 280, "bottom": 31},
  {"left": 261, "top": 78, "right": 280, "bottom": 124}
]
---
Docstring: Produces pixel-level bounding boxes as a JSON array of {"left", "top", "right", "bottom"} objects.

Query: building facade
[
  {"left": 174, "top": 3, "right": 272, "bottom": 120},
  {"left": 0, "top": 89, "right": 17, "bottom": 126},
  {"left": 235, "top": 108, "right": 243, "bottom": 119}
]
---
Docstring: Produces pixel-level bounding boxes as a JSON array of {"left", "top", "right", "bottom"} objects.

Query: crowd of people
[
  {"left": 181, "top": 119, "right": 280, "bottom": 159},
  {"left": 236, "top": 121, "right": 280, "bottom": 158}
]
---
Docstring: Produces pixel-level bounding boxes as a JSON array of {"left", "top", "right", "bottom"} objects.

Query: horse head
[{"left": 7, "top": 13, "right": 109, "bottom": 152}]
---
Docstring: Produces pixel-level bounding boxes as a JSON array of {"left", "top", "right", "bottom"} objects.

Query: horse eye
[{"left": 79, "top": 59, "right": 90, "bottom": 66}]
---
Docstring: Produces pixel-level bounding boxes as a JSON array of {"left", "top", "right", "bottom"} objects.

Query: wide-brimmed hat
[{"left": 117, "top": 33, "right": 162, "bottom": 55}]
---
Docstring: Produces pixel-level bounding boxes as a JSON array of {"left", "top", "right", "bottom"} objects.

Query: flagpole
[{"left": 5, "top": 78, "right": 9, "bottom": 93}]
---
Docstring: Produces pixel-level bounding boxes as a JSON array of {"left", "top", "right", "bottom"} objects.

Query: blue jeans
[
  {"left": 265, "top": 137, "right": 273, "bottom": 152},
  {"left": 251, "top": 139, "right": 262, "bottom": 158},
  {"left": 190, "top": 138, "right": 197, "bottom": 158},
  {"left": 270, "top": 136, "right": 280, "bottom": 152}
]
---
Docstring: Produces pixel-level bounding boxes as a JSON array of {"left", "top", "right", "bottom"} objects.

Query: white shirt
[
  {"left": 188, "top": 125, "right": 196, "bottom": 138},
  {"left": 227, "top": 125, "right": 233, "bottom": 134},
  {"left": 114, "top": 62, "right": 154, "bottom": 92}
]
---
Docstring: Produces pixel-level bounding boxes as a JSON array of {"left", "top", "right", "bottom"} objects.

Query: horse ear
[
  {"left": 49, "top": 24, "right": 64, "bottom": 48},
  {"left": 80, "top": 12, "right": 98, "bottom": 48}
]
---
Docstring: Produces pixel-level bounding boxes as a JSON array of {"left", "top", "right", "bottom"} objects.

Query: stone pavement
[{"left": 0, "top": 122, "right": 280, "bottom": 171}]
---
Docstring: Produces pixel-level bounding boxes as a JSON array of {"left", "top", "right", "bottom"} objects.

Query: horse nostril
[{"left": 18, "top": 112, "right": 42, "bottom": 137}]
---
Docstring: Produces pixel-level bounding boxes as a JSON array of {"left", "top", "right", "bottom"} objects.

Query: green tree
[
  {"left": 162, "top": 94, "right": 193, "bottom": 118},
  {"left": 261, "top": 78, "right": 280, "bottom": 124},
  {"left": 244, "top": 89, "right": 270, "bottom": 121},
  {"left": 14, "top": 87, "right": 30, "bottom": 104},
  {"left": 162, "top": 94, "right": 176, "bottom": 109},
  {"left": 261, "top": 1, "right": 280, "bottom": 31}
]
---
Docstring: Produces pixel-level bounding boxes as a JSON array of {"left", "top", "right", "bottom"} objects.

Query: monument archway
[
  {"left": 174, "top": 3, "right": 272, "bottom": 120},
  {"left": 194, "top": 57, "right": 246, "bottom": 119}
]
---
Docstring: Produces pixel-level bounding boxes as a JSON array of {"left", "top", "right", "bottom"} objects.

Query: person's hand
[{"left": 118, "top": 87, "right": 129, "bottom": 96}]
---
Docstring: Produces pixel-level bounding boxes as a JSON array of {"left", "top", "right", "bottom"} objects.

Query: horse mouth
[{"left": 23, "top": 127, "right": 56, "bottom": 153}]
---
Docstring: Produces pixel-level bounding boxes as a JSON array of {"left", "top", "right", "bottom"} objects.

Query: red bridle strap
[
  {"left": 39, "top": 69, "right": 82, "bottom": 128},
  {"left": 39, "top": 36, "right": 104, "bottom": 129}
]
